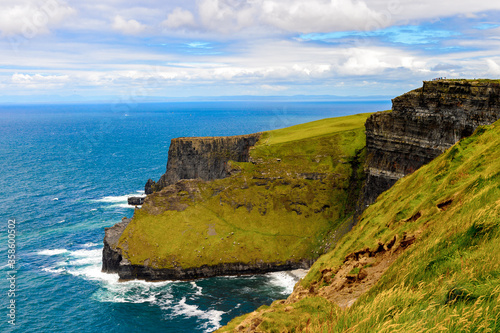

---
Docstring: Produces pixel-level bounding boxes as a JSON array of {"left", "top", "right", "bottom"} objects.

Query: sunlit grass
[{"left": 118, "top": 113, "right": 374, "bottom": 269}]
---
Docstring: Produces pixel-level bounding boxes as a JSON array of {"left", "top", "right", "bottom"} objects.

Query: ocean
[{"left": 0, "top": 100, "right": 391, "bottom": 333}]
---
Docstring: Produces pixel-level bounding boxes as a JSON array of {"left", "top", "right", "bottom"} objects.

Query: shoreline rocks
[
  {"left": 116, "top": 259, "right": 314, "bottom": 282},
  {"left": 127, "top": 197, "right": 145, "bottom": 206}
]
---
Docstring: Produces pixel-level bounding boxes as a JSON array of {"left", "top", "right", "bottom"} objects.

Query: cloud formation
[
  {"left": 112, "top": 15, "right": 147, "bottom": 35},
  {"left": 1, "top": 0, "right": 500, "bottom": 101},
  {"left": 164, "top": 0, "right": 388, "bottom": 33},
  {"left": 162, "top": 7, "right": 196, "bottom": 29},
  {"left": 0, "top": 0, "right": 75, "bottom": 37}
]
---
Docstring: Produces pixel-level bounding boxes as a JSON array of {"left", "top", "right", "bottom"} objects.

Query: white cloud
[
  {"left": 486, "top": 59, "right": 500, "bottom": 76},
  {"left": 0, "top": 0, "right": 75, "bottom": 37},
  {"left": 198, "top": 0, "right": 256, "bottom": 33},
  {"left": 12, "top": 73, "right": 70, "bottom": 88},
  {"left": 192, "top": 0, "right": 385, "bottom": 34},
  {"left": 379, "top": 0, "right": 500, "bottom": 24},
  {"left": 162, "top": 7, "right": 196, "bottom": 29},
  {"left": 112, "top": 15, "right": 146, "bottom": 35},
  {"left": 155, "top": 0, "right": 500, "bottom": 35},
  {"left": 258, "top": 0, "right": 384, "bottom": 33}
]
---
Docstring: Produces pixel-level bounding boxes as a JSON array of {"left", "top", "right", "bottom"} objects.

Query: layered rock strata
[
  {"left": 145, "top": 133, "right": 261, "bottom": 194},
  {"left": 363, "top": 80, "right": 500, "bottom": 206}
]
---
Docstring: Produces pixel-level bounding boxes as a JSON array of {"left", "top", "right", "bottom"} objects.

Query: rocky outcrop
[
  {"left": 102, "top": 218, "right": 131, "bottom": 273},
  {"left": 104, "top": 134, "right": 264, "bottom": 277},
  {"left": 364, "top": 80, "right": 500, "bottom": 206},
  {"left": 146, "top": 133, "right": 261, "bottom": 193},
  {"left": 127, "top": 197, "right": 145, "bottom": 206},
  {"left": 117, "top": 259, "right": 313, "bottom": 282}
]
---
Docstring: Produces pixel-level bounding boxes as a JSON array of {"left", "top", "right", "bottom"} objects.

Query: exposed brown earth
[{"left": 233, "top": 233, "right": 417, "bottom": 332}]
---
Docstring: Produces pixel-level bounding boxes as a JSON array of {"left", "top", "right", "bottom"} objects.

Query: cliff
[
  {"left": 363, "top": 79, "right": 500, "bottom": 206},
  {"left": 102, "top": 114, "right": 373, "bottom": 280},
  {"left": 145, "top": 133, "right": 261, "bottom": 194},
  {"left": 102, "top": 217, "right": 130, "bottom": 273},
  {"left": 219, "top": 118, "right": 500, "bottom": 332}
]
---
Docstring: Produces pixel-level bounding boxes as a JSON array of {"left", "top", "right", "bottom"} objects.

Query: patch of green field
[
  {"left": 118, "top": 113, "right": 374, "bottom": 269},
  {"left": 220, "top": 120, "right": 500, "bottom": 332}
]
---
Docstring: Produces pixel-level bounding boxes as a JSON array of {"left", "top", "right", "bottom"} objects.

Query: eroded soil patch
[{"left": 288, "top": 233, "right": 416, "bottom": 309}]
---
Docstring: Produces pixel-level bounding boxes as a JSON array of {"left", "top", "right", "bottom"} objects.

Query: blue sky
[{"left": 1, "top": 0, "right": 500, "bottom": 102}]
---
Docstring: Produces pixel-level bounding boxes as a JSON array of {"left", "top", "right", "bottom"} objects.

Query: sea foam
[
  {"left": 92, "top": 191, "right": 145, "bottom": 209},
  {"left": 168, "top": 297, "right": 225, "bottom": 333}
]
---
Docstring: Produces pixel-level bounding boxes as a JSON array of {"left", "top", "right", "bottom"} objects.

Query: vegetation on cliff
[
  {"left": 220, "top": 120, "right": 500, "bottom": 332},
  {"left": 116, "top": 113, "right": 373, "bottom": 271}
]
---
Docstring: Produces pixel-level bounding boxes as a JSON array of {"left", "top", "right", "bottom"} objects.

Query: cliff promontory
[
  {"left": 364, "top": 79, "right": 500, "bottom": 205},
  {"left": 103, "top": 113, "right": 372, "bottom": 280}
]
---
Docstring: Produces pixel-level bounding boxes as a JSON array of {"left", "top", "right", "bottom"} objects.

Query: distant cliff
[
  {"left": 363, "top": 79, "right": 500, "bottom": 206},
  {"left": 102, "top": 114, "right": 372, "bottom": 281},
  {"left": 146, "top": 133, "right": 261, "bottom": 194}
]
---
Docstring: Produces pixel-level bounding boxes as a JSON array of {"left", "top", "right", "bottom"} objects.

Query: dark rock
[
  {"left": 127, "top": 197, "right": 145, "bottom": 206},
  {"left": 363, "top": 80, "right": 500, "bottom": 207},
  {"left": 102, "top": 218, "right": 131, "bottom": 273},
  {"left": 145, "top": 179, "right": 156, "bottom": 195},
  {"left": 116, "top": 259, "right": 313, "bottom": 281},
  {"left": 153, "top": 133, "right": 261, "bottom": 192}
]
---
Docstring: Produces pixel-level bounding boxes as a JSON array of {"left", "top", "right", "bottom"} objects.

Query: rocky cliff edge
[{"left": 363, "top": 79, "right": 500, "bottom": 206}]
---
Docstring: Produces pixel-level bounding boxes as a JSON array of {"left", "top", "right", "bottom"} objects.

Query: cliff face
[
  {"left": 117, "top": 259, "right": 313, "bottom": 281},
  {"left": 102, "top": 218, "right": 130, "bottom": 273},
  {"left": 363, "top": 80, "right": 500, "bottom": 206},
  {"left": 146, "top": 133, "right": 261, "bottom": 194}
]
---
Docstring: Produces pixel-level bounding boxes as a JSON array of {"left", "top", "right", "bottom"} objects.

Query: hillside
[
  {"left": 219, "top": 120, "right": 500, "bottom": 332},
  {"left": 103, "top": 113, "right": 373, "bottom": 280}
]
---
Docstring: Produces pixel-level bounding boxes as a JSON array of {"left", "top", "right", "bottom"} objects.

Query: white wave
[
  {"left": 267, "top": 271, "right": 302, "bottom": 295},
  {"left": 37, "top": 242, "right": 222, "bottom": 332},
  {"left": 58, "top": 220, "right": 65, "bottom": 224},
  {"left": 52, "top": 198, "right": 59, "bottom": 201},
  {"left": 70, "top": 248, "right": 102, "bottom": 258},
  {"left": 37, "top": 249, "right": 69, "bottom": 256},
  {"left": 191, "top": 281, "right": 203, "bottom": 296},
  {"left": 42, "top": 267, "right": 66, "bottom": 274},
  {"left": 168, "top": 297, "right": 224, "bottom": 333},
  {"left": 46, "top": 246, "right": 174, "bottom": 305},
  {"left": 109, "top": 203, "right": 136, "bottom": 209},
  {"left": 95, "top": 282, "right": 172, "bottom": 304},
  {"left": 89, "top": 208, "right": 97, "bottom": 211},
  {"left": 94, "top": 194, "right": 129, "bottom": 203},
  {"left": 92, "top": 191, "right": 145, "bottom": 210},
  {"left": 94, "top": 192, "right": 146, "bottom": 203}
]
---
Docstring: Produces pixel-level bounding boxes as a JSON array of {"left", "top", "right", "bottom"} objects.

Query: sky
[{"left": 1, "top": 0, "right": 500, "bottom": 103}]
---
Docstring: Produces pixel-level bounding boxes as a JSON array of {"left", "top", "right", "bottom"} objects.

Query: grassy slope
[
  {"left": 118, "top": 113, "right": 373, "bottom": 269},
  {"left": 220, "top": 120, "right": 500, "bottom": 332}
]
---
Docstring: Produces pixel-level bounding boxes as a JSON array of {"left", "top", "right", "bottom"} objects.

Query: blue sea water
[{"left": 0, "top": 101, "right": 390, "bottom": 333}]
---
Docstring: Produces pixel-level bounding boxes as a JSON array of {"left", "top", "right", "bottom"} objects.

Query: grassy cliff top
[
  {"left": 260, "top": 112, "right": 373, "bottom": 145},
  {"left": 117, "top": 113, "right": 373, "bottom": 270},
  {"left": 220, "top": 120, "right": 500, "bottom": 332}
]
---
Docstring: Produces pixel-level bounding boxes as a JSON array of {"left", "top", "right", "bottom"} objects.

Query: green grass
[
  {"left": 117, "top": 113, "right": 373, "bottom": 269},
  {"left": 219, "top": 120, "right": 500, "bottom": 332}
]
